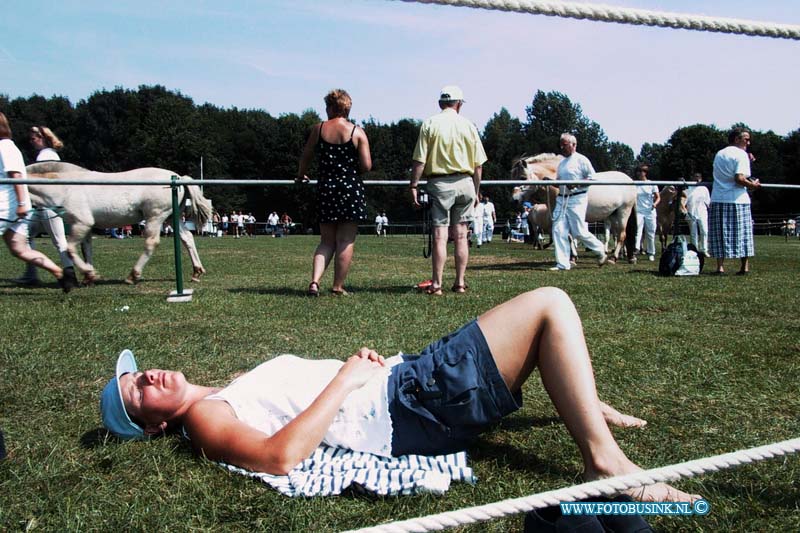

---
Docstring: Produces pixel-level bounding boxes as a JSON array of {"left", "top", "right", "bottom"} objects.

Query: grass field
[{"left": 1, "top": 233, "right": 799, "bottom": 532}]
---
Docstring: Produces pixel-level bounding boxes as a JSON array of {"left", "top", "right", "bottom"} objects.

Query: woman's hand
[
  {"left": 336, "top": 348, "right": 386, "bottom": 391},
  {"left": 295, "top": 175, "right": 310, "bottom": 183},
  {"left": 16, "top": 204, "right": 29, "bottom": 219}
]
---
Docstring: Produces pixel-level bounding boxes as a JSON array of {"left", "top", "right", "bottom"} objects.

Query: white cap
[{"left": 439, "top": 85, "right": 465, "bottom": 102}]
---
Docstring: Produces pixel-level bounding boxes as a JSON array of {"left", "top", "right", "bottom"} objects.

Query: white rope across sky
[
  {"left": 345, "top": 437, "right": 800, "bottom": 533},
  {"left": 394, "top": 0, "right": 800, "bottom": 40}
]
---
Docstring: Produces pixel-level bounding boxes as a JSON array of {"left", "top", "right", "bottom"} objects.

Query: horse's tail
[
  {"left": 181, "top": 177, "right": 212, "bottom": 228},
  {"left": 625, "top": 203, "right": 637, "bottom": 261}
]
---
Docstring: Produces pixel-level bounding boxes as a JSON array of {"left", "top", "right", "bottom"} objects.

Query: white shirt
[
  {"left": 0, "top": 139, "right": 28, "bottom": 212},
  {"left": 712, "top": 145, "right": 751, "bottom": 204},
  {"left": 482, "top": 201, "right": 495, "bottom": 224},
  {"left": 206, "top": 354, "right": 397, "bottom": 457},
  {"left": 556, "top": 153, "right": 594, "bottom": 195},
  {"left": 686, "top": 185, "right": 710, "bottom": 219},
  {"left": 635, "top": 184, "right": 659, "bottom": 211},
  {"left": 36, "top": 148, "right": 60, "bottom": 162}
]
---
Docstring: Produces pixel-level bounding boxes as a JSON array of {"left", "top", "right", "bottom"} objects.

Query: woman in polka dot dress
[{"left": 297, "top": 89, "right": 372, "bottom": 296}]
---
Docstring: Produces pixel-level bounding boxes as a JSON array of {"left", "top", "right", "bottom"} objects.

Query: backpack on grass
[{"left": 658, "top": 185, "right": 703, "bottom": 277}]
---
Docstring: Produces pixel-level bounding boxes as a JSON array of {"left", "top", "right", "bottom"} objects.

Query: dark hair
[
  {"left": 728, "top": 127, "right": 750, "bottom": 145},
  {"left": 0, "top": 112, "right": 12, "bottom": 139}
]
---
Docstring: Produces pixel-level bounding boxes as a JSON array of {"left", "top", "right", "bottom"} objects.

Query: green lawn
[{"left": 1, "top": 234, "right": 799, "bottom": 532}]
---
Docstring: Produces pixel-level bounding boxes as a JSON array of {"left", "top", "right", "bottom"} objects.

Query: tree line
[{"left": 2, "top": 86, "right": 798, "bottom": 229}]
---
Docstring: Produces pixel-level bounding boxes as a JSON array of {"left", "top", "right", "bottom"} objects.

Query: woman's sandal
[
  {"left": 425, "top": 285, "right": 443, "bottom": 296},
  {"left": 331, "top": 288, "right": 350, "bottom": 296},
  {"left": 451, "top": 284, "right": 468, "bottom": 294},
  {"left": 307, "top": 281, "right": 320, "bottom": 297}
]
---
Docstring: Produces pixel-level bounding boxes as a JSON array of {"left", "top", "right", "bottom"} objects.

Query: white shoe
[
  {"left": 648, "top": 255, "right": 655, "bottom": 261},
  {"left": 548, "top": 266, "right": 565, "bottom": 271}
]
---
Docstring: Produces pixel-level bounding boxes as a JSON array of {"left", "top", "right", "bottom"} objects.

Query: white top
[
  {"left": 0, "top": 138, "right": 27, "bottom": 207},
  {"left": 268, "top": 213, "right": 279, "bottom": 225},
  {"left": 483, "top": 201, "right": 495, "bottom": 223},
  {"left": 36, "top": 148, "right": 61, "bottom": 162},
  {"left": 473, "top": 202, "right": 484, "bottom": 223},
  {"left": 712, "top": 145, "right": 751, "bottom": 204},
  {"left": 686, "top": 185, "right": 710, "bottom": 219},
  {"left": 206, "top": 354, "right": 399, "bottom": 457},
  {"left": 556, "top": 153, "right": 594, "bottom": 195},
  {"left": 635, "top": 184, "right": 659, "bottom": 211}
]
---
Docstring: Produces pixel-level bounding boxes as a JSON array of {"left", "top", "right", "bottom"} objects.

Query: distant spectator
[
  {"left": 481, "top": 193, "right": 496, "bottom": 243},
  {"left": 297, "top": 89, "right": 371, "bottom": 296},
  {"left": 236, "top": 211, "right": 245, "bottom": 238},
  {"left": 246, "top": 213, "right": 256, "bottom": 237},
  {"left": 685, "top": 172, "right": 710, "bottom": 256},
  {"left": 633, "top": 164, "right": 660, "bottom": 262},
  {"left": 709, "top": 127, "right": 761, "bottom": 275},
  {"left": 280, "top": 212, "right": 294, "bottom": 235},
  {"left": 267, "top": 211, "right": 279, "bottom": 235}
]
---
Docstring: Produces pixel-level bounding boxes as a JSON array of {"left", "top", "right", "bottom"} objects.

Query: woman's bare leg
[
  {"left": 477, "top": 288, "right": 699, "bottom": 502},
  {"left": 4, "top": 230, "right": 63, "bottom": 278},
  {"left": 332, "top": 222, "right": 358, "bottom": 292},
  {"left": 311, "top": 223, "right": 337, "bottom": 285}
]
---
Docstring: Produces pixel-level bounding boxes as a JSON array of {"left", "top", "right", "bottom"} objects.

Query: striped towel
[{"left": 217, "top": 445, "right": 475, "bottom": 497}]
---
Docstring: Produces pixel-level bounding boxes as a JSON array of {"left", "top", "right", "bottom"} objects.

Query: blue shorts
[{"left": 387, "top": 320, "right": 522, "bottom": 456}]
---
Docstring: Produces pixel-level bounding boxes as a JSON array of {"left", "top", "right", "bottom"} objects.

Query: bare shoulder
[{"left": 183, "top": 400, "right": 237, "bottom": 448}]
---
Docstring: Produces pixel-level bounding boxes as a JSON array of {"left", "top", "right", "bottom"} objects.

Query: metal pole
[{"left": 167, "top": 175, "right": 192, "bottom": 302}]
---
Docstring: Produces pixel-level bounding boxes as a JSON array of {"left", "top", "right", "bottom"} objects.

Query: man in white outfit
[
  {"left": 685, "top": 172, "right": 710, "bottom": 256},
  {"left": 473, "top": 196, "right": 485, "bottom": 247},
  {"left": 633, "top": 164, "right": 660, "bottom": 262},
  {"left": 550, "top": 133, "right": 608, "bottom": 271},
  {"left": 482, "top": 193, "right": 496, "bottom": 243}
]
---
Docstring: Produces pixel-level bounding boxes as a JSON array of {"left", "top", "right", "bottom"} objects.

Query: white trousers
[
  {"left": 635, "top": 209, "right": 657, "bottom": 256},
  {"left": 483, "top": 222, "right": 494, "bottom": 242},
  {"left": 689, "top": 214, "right": 708, "bottom": 253},
  {"left": 553, "top": 193, "right": 605, "bottom": 270}
]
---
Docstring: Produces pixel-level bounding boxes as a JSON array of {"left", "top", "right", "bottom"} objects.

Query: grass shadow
[{"left": 229, "top": 285, "right": 416, "bottom": 297}]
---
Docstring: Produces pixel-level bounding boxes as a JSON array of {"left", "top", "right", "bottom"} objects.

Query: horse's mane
[
  {"left": 26, "top": 161, "right": 89, "bottom": 174},
  {"left": 528, "top": 153, "right": 560, "bottom": 163}
]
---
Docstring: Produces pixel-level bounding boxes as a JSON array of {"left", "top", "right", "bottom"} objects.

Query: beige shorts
[{"left": 426, "top": 175, "right": 475, "bottom": 227}]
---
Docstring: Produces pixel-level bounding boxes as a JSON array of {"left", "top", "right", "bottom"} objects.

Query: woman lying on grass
[{"left": 101, "top": 287, "right": 699, "bottom": 502}]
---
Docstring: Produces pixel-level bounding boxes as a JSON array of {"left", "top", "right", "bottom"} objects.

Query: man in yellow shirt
[{"left": 410, "top": 85, "right": 487, "bottom": 295}]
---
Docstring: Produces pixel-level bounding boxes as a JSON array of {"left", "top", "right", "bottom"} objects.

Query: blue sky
[{"left": 3, "top": 0, "right": 799, "bottom": 154}]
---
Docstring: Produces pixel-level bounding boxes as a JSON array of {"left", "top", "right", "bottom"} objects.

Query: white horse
[
  {"left": 26, "top": 162, "right": 212, "bottom": 284},
  {"left": 511, "top": 153, "right": 638, "bottom": 263}
]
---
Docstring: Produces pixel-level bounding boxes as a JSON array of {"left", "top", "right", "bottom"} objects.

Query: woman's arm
[
  {"left": 354, "top": 127, "right": 372, "bottom": 174},
  {"left": 9, "top": 171, "right": 31, "bottom": 218},
  {"left": 184, "top": 349, "right": 386, "bottom": 475},
  {"left": 296, "top": 124, "right": 321, "bottom": 182}
]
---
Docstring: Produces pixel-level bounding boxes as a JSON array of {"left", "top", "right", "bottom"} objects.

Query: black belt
[{"left": 559, "top": 189, "right": 587, "bottom": 197}]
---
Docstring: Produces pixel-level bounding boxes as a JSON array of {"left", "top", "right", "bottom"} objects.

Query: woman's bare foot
[
  {"left": 585, "top": 456, "right": 701, "bottom": 503},
  {"left": 599, "top": 401, "right": 647, "bottom": 428}
]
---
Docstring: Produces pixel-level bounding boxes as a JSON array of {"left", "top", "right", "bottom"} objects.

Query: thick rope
[
  {"left": 394, "top": 0, "right": 800, "bottom": 40},
  {"left": 345, "top": 437, "right": 800, "bottom": 533}
]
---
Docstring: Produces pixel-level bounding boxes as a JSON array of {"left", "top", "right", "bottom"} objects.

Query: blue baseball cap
[
  {"left": 522, "top": 201, "right": 533, "bottom": 208},
  {"left": 100, "top": 349, "right": 145, "bottom": 440}
]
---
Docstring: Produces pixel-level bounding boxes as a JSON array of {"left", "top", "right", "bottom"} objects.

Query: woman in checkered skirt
[{"left": 709, "top": 127, "right": 762, "bottom": 275}]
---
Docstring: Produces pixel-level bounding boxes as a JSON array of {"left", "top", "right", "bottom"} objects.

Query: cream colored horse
[
  {"left": 26, "top": 162, "right": 212, "bottom": 284},
  {"left": 511, "top": 153, "right": 637, "bottom": 263}
]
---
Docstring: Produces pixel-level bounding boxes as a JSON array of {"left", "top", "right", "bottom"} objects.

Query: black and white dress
[{"left": 316, "top": 123, "right": 368, "bottom": 223}]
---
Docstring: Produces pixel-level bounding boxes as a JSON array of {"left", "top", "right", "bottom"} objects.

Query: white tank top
[{"left": 206, "top": 354, "right": 395, "bottom": 457}]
